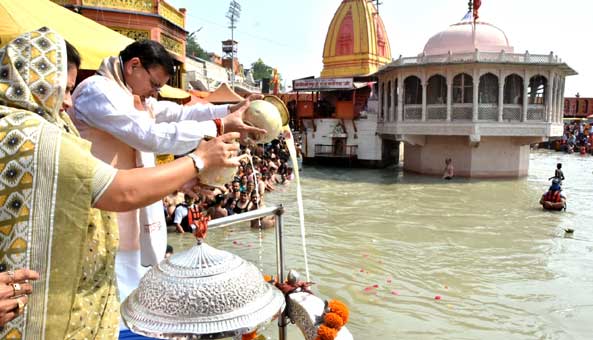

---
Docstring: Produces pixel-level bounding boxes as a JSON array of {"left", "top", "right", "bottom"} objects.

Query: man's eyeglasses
[{"left": 142, "top": 65, "right": 164, "bottom": 91}]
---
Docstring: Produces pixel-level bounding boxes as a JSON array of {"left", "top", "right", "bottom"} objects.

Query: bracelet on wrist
[{"left": 214, "top": 118, "right": 223, "bottom": 136}]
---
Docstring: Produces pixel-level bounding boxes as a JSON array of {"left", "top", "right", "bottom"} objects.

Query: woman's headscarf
[
  {"left": 0, "top": 26, "right": 74, "bottom": 131},
  {"left": 0, "top": 27, "right": 120, "bottom": 339}
]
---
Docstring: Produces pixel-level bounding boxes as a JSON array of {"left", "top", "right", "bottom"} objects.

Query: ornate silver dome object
[{"left": 121, "top": 241, "right": 285, "bottom": 339}]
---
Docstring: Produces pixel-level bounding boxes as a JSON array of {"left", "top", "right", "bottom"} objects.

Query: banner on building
[{"left": 293, "top": 78, "right": 354, "bottom": 91}]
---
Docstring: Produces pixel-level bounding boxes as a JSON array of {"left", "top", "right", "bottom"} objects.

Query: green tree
[
  {"left": 251, "top": 58, "right": 273, "bottom": 81},
  {"left": 186, "top": 33, "right": 209, "bottom": 60}
]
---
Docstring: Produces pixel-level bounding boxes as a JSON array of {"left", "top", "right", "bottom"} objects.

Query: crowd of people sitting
[
  {"left": 163, "top": 136, "right": 300, "bottom": 231},
  {"left": 547, "top": 120, "right": 593, "bottom": 154}
]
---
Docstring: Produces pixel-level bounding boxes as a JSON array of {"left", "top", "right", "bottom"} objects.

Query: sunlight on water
[{"left": 170, "top": 150, "right": 593, "bottom": 339}]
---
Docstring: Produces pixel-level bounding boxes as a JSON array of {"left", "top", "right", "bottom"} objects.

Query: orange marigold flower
[
  {"left": 324, "top": 312, "right": 344, "bottom": 330},
  {"left": 328, "top": 300, "right": 349, "bottom": 324},
  {"left": 242, "top": 331, "right": 258, "bottom": 340},
  {"left": 263, "top": 274, "right": 277, "bottom": 284},
  {"left": 317, "top": 325, "right": 338, "bottom": 340}
]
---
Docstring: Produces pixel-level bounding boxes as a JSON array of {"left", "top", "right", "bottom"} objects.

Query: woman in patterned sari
[{"left": 0, "top": 28, "right": 240, "bottom": 339}]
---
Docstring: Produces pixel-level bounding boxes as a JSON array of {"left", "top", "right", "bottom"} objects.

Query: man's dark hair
[
  {"left": 119, "top": 40, "right": 175, "bottom": 76},
  {"left": 65, "top": 40, "right": 81, "bottom": 69}
]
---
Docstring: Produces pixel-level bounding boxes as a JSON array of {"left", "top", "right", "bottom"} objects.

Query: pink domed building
[{"left": 375, "top": 12, "right": 576, "bottom": 177}]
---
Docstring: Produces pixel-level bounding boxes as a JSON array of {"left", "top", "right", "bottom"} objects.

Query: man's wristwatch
[{"left": 187, "top": 153, "right": 205, "bottom": 173}]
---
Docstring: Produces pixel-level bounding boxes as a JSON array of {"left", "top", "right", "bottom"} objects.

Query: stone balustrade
[{"left": 391, "top": 50, "right": 562, "bottom": 67}]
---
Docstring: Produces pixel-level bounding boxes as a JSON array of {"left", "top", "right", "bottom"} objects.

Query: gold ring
[
  {"left": 16, "top": 297, "right": 24, "bottom": 315},
  {"left": 12, "top": 283, "right": 21, "bottom": 295},
  {"left": 6, "top": 270, "right": 15, "bottom": 283}
]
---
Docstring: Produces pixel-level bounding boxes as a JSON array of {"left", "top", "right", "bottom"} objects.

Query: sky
[{"left": 167, "top": 0, "right": 592, "bottom": 97}]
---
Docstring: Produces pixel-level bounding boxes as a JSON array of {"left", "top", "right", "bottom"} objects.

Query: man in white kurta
[{"left": 70, "top": 40, "right": 264, "bottom": 338}]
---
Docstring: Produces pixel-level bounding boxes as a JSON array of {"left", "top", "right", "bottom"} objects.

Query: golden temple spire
[{"left": 321, "top": 0, "right": 392, "bottom": 78}]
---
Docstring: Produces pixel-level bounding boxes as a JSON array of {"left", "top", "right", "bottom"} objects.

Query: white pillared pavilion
[{"left": 375, "top": 16, "right": 576, "bottom": 177}]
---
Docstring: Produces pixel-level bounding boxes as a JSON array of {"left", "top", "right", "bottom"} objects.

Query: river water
[{"left": 169, "top": 150, "right": 593, "bottom": 340}]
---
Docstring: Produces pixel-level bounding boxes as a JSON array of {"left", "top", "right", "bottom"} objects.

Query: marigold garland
[
  {"left": 316, "top": 324, "right": 338, "bottom": 340},
  {"left": 241, "top": 330, "right": 258, "bottom": 340},
  {"left": 263, "top": 274, "right": 277, "bottom": 284},
  {"left": 328, "top": 300, "right": 349, "bottom": 324},
  {"left": 314, "top": 299, "right": 350, "bottom": 340},
  {"left": 323, "top": 312, "right": 344, "bottom": 330},
  {"left": 263, "top": 274, "right": 349, "bottom": 340}
]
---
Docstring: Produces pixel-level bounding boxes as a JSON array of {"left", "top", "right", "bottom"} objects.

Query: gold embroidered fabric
[{"left": 0, "top": 28, "right": 119, "bottom": 340}]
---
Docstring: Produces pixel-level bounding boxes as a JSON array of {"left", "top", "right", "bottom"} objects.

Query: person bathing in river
[
  {"left": 207, "top": 194, "right": 228, "bottom": 220},
  {"left": 442, "top": 158, "right": 454, "bottom": 180},
  {"left": 248, "top": 193, "right": 275, "bottom": 229}
]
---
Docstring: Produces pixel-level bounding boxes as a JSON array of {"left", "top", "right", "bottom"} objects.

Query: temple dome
[
  {"left": 423, "top": 21, "right": 513, "bottom": 56},
  {"left": 321, "top": 0, "right": 392, "bottom": 78}
]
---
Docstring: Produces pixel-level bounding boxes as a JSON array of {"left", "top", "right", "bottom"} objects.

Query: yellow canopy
[
  {"left": 159, "top": 85, "right": 190, "bottom": 100},
  {"left": 0, "top": 0, "right": 133, "bottom": 70}
]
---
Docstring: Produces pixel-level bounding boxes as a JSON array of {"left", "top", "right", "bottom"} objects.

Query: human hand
[
  {"left": 0, "top": 269, "right": 40, "bottom": 326},
  {"left": 194, "top": 133, "right": 242, "bottom": 170},
  {"left": 221, "top": 103, "right": 267, "bottom": 144}
]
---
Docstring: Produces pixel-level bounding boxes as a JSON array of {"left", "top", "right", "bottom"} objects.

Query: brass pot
[
  {"left": 244, "top": 100, "right": 284, "bottom": 144},
  {"left": 197, "top": 153, "right": 248, "bottom": 188}
]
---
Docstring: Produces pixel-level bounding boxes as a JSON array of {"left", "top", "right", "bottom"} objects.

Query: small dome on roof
[{"left": 423, "top": 21, "right": 513, "bottom": 56}]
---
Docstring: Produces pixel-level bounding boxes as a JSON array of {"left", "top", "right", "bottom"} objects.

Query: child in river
[{"left": 549, "top": 163, "right": 565, "bottom": 184}]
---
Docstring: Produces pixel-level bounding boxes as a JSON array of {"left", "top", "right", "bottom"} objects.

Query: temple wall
[
  {"left": 354, "top": 119, "right": 382, "bottom": 161},
  {"left": 403, "top": 136, "right": 531, "bottom": 178}
]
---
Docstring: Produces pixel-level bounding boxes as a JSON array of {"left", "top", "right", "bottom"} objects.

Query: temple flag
[{"left": 473, "top": 0, "right": 481, "bottom": 22}]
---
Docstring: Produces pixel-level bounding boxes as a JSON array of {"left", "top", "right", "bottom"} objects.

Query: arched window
[
  {"left": 387, "top": 81, "right": 391, "bottom": 113},
  {"left": 504, "top": 74, "right": 523, "bottom": 104},
  {"left": 528, "top": 75, "right": 547, "bottom": 105},
  {"left": 574, "top": 99, "right": 579, "bottom": 114},
  {"left": 552, "top": 76, "right": 559, "bottom": 113},
  {"left": 479, "top": 73, "right": 499, "bottom": 104},
  {"left": 404, "top": 76, "right": 422, "bottom": 104},
  {"left": 380, "top": 82, "right": 385, "bottom": 118},
  {"left": 393, "top": 79, "right": 398, "bottom": 107},
  {"left": 427, "top": 75, "right": 447, "bottom": 104},
  {"left": 452, "top": 73, "right": 473, "bottom": 104}
]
